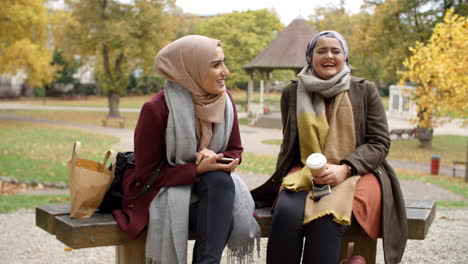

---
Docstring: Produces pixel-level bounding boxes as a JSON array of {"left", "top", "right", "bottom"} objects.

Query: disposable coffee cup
[
  {"left": 306, "top": 153, "right": 331, "bottom": 200},
  {"left": 306, "top": 153, "right": 327, "bottom": 176}
]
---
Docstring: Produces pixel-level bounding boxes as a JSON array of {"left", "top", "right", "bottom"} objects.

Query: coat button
[
  {"left": 128, "top": 204, "right": 134, "bottom": 208},
  {"left": 135, "top": 181, "right": 141, "bottom": 187}
]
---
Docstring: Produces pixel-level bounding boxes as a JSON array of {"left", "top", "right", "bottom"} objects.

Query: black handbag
[{"left": 98, "top": 151, "right": 165, "bottom": 213}]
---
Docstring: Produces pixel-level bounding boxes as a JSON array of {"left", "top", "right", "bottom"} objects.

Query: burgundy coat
[{"left": 113, "top": 90, "right": 243, "bottom": 239}]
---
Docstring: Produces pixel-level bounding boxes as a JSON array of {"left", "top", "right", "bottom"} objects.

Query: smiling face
[
  {"left": 201, "top": 46, "right": 230, "bottom": 95},
  {"left": 310, "top": 37, "right": 345, "bottom": 80}
]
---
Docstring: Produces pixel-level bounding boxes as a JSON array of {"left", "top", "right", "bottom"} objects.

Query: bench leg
[
  {"left": 116, "top": 239, "right": 145, "bottom": 264},
  {"left": 341, "top": 230, "right": 377, "bottom": 264}
]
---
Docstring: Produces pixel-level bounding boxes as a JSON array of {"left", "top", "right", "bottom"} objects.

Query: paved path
[{"left": 0, "top": 104, "right": 467, "bottom": 202}]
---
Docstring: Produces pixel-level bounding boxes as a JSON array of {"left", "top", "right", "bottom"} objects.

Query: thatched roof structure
[{"left": 243, "top": 17, "right": 317, "bottom": 73}]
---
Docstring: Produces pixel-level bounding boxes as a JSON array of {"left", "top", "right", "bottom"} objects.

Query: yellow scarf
[{"left": 282, "top": 66, "right": 359, "bottom": 225}]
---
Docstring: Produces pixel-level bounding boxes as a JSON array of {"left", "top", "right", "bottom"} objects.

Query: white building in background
[
  {"left": 0, "top": 71, "right": 28, "bottom": 98},
  {"left": 388, "top": 84, "right": 417, "bottom": 118}
]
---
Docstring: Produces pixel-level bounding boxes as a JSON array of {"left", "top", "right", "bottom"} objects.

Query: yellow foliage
[
  {"left": 399, "top": 9, "right": 468, "bottom": 128},
  {"left": 0, "top": 0, "right": 56, "bottom": 86}
]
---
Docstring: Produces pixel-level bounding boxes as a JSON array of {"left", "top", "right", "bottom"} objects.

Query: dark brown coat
[{"left": 250, "top": 76, "right": 408, "bottom": 263}]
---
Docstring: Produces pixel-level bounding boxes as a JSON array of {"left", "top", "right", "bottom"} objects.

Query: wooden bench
[
  {"left": 36, "top": 199, "right": 435, "bottom": 264},
  {"left": 389, "top": 128, "right": 416, "bottom": 140}
]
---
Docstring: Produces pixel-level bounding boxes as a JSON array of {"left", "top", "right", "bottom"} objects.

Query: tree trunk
[
  {"left": 415, "top": 127, "right": 433, "bottom": 148},
  {"left": 465, "top": 139, "right": 468, "bottom": 182},
  {"left": 107, "top": 91, "right": 121, "bottom": 117}
]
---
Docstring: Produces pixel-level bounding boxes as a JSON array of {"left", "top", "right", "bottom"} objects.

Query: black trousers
[
  {"left": 267, "top": 190, "right": 350, "bottom": 264},
  {"left": 189, "top": 170, "right": 235, "bottom": 264}
]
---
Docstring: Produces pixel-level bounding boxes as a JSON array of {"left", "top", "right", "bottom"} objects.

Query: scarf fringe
[
  {"left": 146, "top": 257, "right": 161, "bottom": 264},
  {"left": 146, "top": 237, "right": 261, "bottom": 264},
  {"left": 303, "top": 210, "right": 352, "bottom": 226},
  {"left": 226, "top": 236, "right": 261, "bottom": 264}
]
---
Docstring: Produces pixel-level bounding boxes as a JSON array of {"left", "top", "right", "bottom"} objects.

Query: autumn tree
[
  {"left": 0, "top": 0, "right": 56, "bottom": 88},
  {"left": 399, "top": 10, "right": 467, "bottom": 147},
  {"left": 56, "top": 0, "right": 176, "bottom": 117},
  {"left": 353, "top": 0, "right": 467, "bottom": 87},
  {"left": 195, "top": 9, "right": 284, "bottom": 88}
]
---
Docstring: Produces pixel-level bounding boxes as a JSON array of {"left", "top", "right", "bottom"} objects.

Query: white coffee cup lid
[{"left": 306, "top": 153, "right": 327, "bottom": 169}]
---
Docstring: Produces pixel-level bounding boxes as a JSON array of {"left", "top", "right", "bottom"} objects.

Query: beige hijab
[{"left": 155, "top": 35, "right": 227, "bottom": 150}]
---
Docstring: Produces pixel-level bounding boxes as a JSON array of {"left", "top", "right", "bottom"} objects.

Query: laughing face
[
  {"left": 310, "top": 37, "right": 345, "bottom": 80},
  {"left": 201, "top": 46, "right": 230, "bottom": 95}
]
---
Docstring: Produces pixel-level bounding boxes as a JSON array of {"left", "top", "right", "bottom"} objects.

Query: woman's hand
[
  {"left": 195, "top": 153, "right": 240, "bottom": 175},
  {"left": 195, "top": 148, "right": 217, "bottom": 165},
  {"left": 313, "top": 164, "right": 349, "bottom": 186}
]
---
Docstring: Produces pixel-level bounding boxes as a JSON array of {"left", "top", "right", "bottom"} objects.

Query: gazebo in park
[{"left": 243, "top": 16, "right": 317, "bottom": 120}]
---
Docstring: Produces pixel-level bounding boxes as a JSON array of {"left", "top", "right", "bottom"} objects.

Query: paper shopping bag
[{"left": 68, "top": 141, "right": 114, "bottom": 218}]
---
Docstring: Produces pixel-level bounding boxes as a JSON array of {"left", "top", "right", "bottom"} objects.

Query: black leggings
[
  {"left": 189, "top": 170, "right": 235, "bottom": 264},
  {"left": 267, "top": 190, "right": 350, "bottom": 264}
]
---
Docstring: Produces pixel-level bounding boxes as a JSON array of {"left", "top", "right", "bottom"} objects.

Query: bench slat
[
  {"left": 47, "top": 199, "right": 435, "bottom": 249},
  {"left": 35, "top": 204, "right": 70, "bottom": 235},
  {"left": 54, "top": 213, "right": 144, "bottom": 249},
  {"left": 405, "top": 199, "right": 435, "bottom": 209}
]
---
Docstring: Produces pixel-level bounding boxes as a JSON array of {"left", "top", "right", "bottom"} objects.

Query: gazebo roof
[{"left": 243, "top": 17, "right": 317, "bottom": 72}]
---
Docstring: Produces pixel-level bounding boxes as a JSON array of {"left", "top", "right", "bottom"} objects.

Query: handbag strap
[
  {"left": 71, "top": 141, "right": 81, "bottom": 167},
  {"left": 102, "top": 150, "right": 115, "bottom": 168},
  {"left": 112, "top": 159, "right": 166, "bottom": 201}
]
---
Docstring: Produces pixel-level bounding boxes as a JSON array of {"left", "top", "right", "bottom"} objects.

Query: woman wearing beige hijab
[{"left": 112, "top": 35, "right": 260, "bottom": 264}]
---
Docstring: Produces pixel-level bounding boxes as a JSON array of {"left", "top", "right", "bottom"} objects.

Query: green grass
[
  {"left": 0, "top": 120, "right": 119, "bottom": 184},
  {"left": 397, "top": 169, "right": 468, "bottom": 199},
  {"left": 261, "top": 135, "right": 467, "bottom": 167},
  {"left": 0, "top": 194, "right": 69, "bottom": 213},
  {"left": 397, "top": 168, "right": 468, "bottom": 208},
  {"left": 388, "top": 135, "right": 467, "bottom": 166},
  {"left": 436, "top": 201, "right": 467, "bottom": 208},
  {"left": 381, "top": 96, "right": 389, "bottom": 110},
  {"left": 0, "top": 109, "right": 140, "bottom": 130},
  {"left": 237, "top": 152, "right": 277, "bottom": 176},
  {"left": 1, "top": 98, "right": 466, "bottom": 212},
  {"left": 262, "top": 139, "right": 283, "bottom": 145},
  {"left": 8, "top": 95, "right": 152, "bottom": 109},
  {"left": 238, "top": 118, "right": 248, "bottom": 125}
]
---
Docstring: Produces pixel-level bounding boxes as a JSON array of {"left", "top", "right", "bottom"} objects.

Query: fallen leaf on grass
[
  {"left": 64, "top": 246, "right": 73, "bottom": 251},
  {"left": 440, "top": 216, "right": 456, "bottom": 221}
]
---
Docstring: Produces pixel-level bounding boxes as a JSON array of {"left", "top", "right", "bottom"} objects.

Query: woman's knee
[
  {"left": 304, "top": 215, "right": 350, "bottom": 238},
  {"left": 272, "top": 191, "right": 306, "bottom": 225},
  {"left": 199, "top": 171, "right": 234, "bottom": 192}
]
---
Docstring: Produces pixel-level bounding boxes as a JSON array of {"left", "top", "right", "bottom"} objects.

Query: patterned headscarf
[{"left": 305, "top": 30, "right": 349, "bottom": 65}]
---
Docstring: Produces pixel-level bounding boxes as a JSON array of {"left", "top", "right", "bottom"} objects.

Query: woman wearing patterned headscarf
[
  {"left": 113, "top": 35, "right": 260, "bottom": 264},
  {"left": 250, "top": 31, "right": 408, "bottom": 264}
]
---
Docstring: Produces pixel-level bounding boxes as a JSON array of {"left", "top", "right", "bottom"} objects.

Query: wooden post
[
  {"left": 247, "top": 78, "right": 254, "bottom": 113},
  {"left": 465, "top": 138, "right": 468, "bottom": 182},
  {"left": 260, "top": 79, "right": 264, "bottom": 113},
  {"left": 116, "top": 239, "right": 146, "bottom": 264}
]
